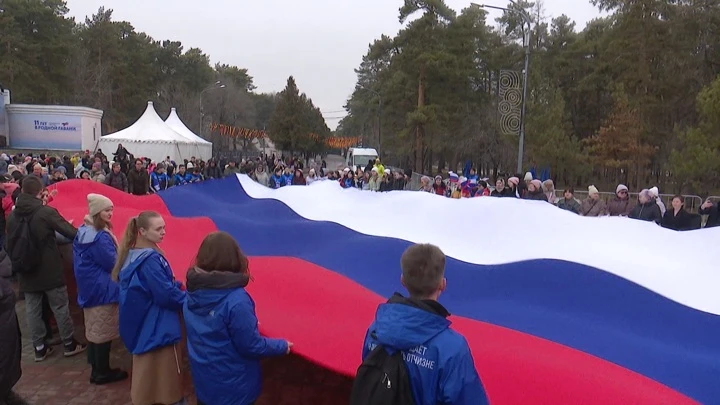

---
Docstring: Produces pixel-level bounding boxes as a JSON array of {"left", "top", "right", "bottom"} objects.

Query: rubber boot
[{"left": 92, "top": 342, "right": 128, "bottom": 385}]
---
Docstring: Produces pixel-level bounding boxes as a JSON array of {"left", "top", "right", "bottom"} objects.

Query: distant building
[{"left": 2, "top": 90, "right": 103, "bottom": 151}]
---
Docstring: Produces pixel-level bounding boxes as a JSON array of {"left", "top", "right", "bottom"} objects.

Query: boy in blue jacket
[
  {"left": 361, "top": 244, "right": 489, "bottom": 405},
  {"left": 172, "top": 165, "right": 190, "bottom": 186}
]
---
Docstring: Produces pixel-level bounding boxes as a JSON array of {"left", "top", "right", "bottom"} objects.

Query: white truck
[{"left": 345, "top": 147, "right": 379, "bottom": 171}]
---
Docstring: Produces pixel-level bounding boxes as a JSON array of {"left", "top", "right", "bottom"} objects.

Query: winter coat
[
  {"left": 629, "top": 202, "right": 662, "bottom": 224},
  {"left": 73, "top": 225, "right": 119, "bottom": 308},
  {"left": 607, "top": 197, "right": 635, "bottom": 217},
  {"left": 7, "top": 194, "right": 77, "bottom": 293},
  {"left": 661, "top": 209, "right": 696, "bottom": 231},
  {"left": 524, "top": 190, "right": 548, "bottom": 202},
  {"left": 491, "top": 188, "right": 514, "bottom": 198},
  {"left": 362, "top": 294, "right": 488, "bottom": 405},
  {"left": 367, "top": 177, "right": 381, "bottom": 192},
  {"left": 0, "top": 249, "right": 21, "bottom": 398},
  {"left": 104, "top": 171, "right": 128, "bottom": 192},
  {"left": 1, "top": 183, "right": 18, "bottom": 218},
  {"left": 557, "top": 198, "right": 582, "bottom": 214},
  {"left": 118, "top": 248, "right": 186, "bottom": 355},
  {"left": 183, "top": 268, "right": 288, "bottom": 405},
  {"left": 580, "top": 198, "right": 607, "bottom": 217},
  {"left": 268, "top": 175, "right": 285, "bottom": 189},
  {"left": 150, "top": 172, "right": 169, "bottom": 192},
  {"left": 699, "top": 204, "right": 720, "bottom": 228},
  {"left": 254, "top": 171, "right": 269, "bottom": 187},
  {"left": 204, "top": 164, "right": 223, "bottom": 179},
  {"left": 127, "top": 169, "right": 150, "bottom": 195},
  {"left": 173, "top": 172, "right": 190, "bottom": 186}
]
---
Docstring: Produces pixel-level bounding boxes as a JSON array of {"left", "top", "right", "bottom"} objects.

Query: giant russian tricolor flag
[{"left": 50, "top": 175, "right": 720, "bottom": 405}]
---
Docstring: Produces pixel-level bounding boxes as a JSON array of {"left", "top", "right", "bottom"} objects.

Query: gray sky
[{"left": 64, "top": 0, "right": 604, "bottom": 129}]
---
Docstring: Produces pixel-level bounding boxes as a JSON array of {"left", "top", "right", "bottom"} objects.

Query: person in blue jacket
[
  {"left": 268, "top": 167, "right": 286, "bottom": 189},
  {"left": 188, "top": 168, "right": 204, "bottom": 183},
  {"left": 114, "top": 211, "right": 187, "bottom": 405},
  {"left": 73, "top": 193, "right": 128, "bottom": 385},
  {"left": 282, "top": 166, "right": 294, "bottom": 186},
  {"left": 183, "top": 231, "right": 292, "bottom": 405},
  {"left": 361, "top": 243, "right": 489, "bottom": 405},
  {"left": 150, "top": 163, "right": 170, "bottom": 192},
  {"left": 172, "top": 165, "right": 190, "bottom": 186}
]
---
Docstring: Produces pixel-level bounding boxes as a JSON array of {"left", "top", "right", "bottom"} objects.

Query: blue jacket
[
  {"left": 151, "top": 172, "right": 169, "bottom": 192},
  {"left": 72, "top": 225, "right": 119, "bottom": 308},
  {"left": 341, "top": 178, "right": 355, "bottom": 189},
  {"left": 173, "top": 172, "right": 190, "bottom": 186},
  {"left": 118, "top": 248, "right": 186, "bottom": 354},
  {"left": 269, "top": 174, "right": 285, "bottom": 189},
  {"left": 282, "top": 173, "right": 293, "bottom": 185},
  {"left": 362, "top": 294, "right": 488, "bottom": 405},
  {"left": 183, "top": 268, "right": 288, "bottom": 405},
  {"left": 189, "top": 173, "right": 203, "bottom": 183}
]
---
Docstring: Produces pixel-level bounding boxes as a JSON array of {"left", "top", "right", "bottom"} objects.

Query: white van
[{"left": 346, "top": 147, "right": 379, "bottom": 171}]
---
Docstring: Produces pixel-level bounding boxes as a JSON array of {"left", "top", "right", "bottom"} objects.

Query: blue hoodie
[
  {"left": 282, "top": 172, "right": 293, "bottom": 185},
  {"left": 189, "top": 173, "right": 203, "bottom": 183},
  {"left": 269, "top": 174, "right": 285, "bottom": 189},
  {"left": 118, "top": 248, "right": 186, "bottom": 354},
  {"left": 362, "top": 294, "right": 488, "bottom": 405},
  {"left": 72, "top": 225, "right": 119, "bottom": 308},
  {"left": 173, "top": 172, "right": 190, "bottom": 186},
  {"left": 151, "top": 171, "right": 169, "bottom": 192},
  {"left": 183, "top": 268, "right": 288, "bottom": 405}
]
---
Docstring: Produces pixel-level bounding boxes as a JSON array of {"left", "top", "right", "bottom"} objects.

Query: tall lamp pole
[
  {"left": 199, "top": 81, "right": 226, "bottom": 137},
  {"left": 472, "top": 2, "right": 531, "bottom": 174}
]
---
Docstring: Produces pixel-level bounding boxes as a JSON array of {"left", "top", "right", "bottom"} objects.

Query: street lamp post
[
  {"left": 472, "top": 2, "right": 531, "bottom": 174},
  {"left": 199, "top": 81, "right": 226, "bottom": 137}
]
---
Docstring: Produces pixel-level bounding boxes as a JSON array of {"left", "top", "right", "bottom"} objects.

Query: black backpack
[
  {"left": 7, "top": 209, "right": 41, "bottom": 274},
  {"left": 349, "top": 344, "right": 415, "bottom": 405}
]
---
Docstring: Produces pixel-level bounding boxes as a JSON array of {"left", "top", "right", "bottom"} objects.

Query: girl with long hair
[
  {"left": 183, "top": 232, "right": 292, "bottom": 405},
  {"left": 72, "top": 194, "right": 128, "bottom": 384},
  {"left": 115, "top": 211, "right": 187, "bottom": 405}
]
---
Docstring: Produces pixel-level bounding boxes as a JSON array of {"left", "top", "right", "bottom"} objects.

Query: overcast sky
[{"left": 64, "top": 0, "right": 605, "bottom": 129}]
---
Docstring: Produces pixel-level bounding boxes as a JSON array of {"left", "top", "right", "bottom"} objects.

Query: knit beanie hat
[
  {"left": 616, "top": 184, "right": 629, "bottom": 194},
  {"left": 649, "top": 186, "right": 659, "bottom": 197},
  {"left": 524, "top": 172, "right": 533, "bottom": 181},
  {"left": 588, "top": 185, "right": 599, "bottom": 195},
  {"left": 88, "top": 193, "right": 113, "bottom": 217}
]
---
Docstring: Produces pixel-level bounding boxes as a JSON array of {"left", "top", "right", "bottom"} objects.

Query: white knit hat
[
  {"left": 588, "top": 185, "right": 599, "bottom": 195},
  {"left": 616, "top": 184, "right": 629, "bottom": 193},
  {"left": 649, "top": 186, "right": 659, "bottom": 197},
  {"left": 87, "top": 193, "right": 113, "bottom": 217},
  {"left": 524, "top": 172, "right": 533, "bottom": 181}
]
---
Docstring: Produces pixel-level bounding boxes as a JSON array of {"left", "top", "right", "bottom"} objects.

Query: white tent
[
  {"left": 164, "top": 108, "right": 213, "bottom": 161},
  {"left": 98, "top": 101, "right": 196, "bottom": 163}
]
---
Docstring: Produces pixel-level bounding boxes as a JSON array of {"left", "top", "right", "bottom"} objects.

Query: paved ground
[{"left": 9, "top": 284, "right": 352, "bottom": 405}]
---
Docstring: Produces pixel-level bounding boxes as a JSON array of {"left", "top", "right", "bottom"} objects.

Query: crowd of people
[
  {"left": 0, "top": 148, "right": 716, "bottom": 233},
  {"left": 2, "top": 145, "right": 719, "bottom": 405},
  {"left": 248, "top": 156, "right": 719, "bottom": 232},
  {"left": 0, "top": 171, "right": 486, "bottom": 405}
]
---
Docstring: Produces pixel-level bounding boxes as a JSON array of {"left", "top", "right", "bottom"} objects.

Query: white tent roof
[
  {"left": 99, "top": 101, "right": 197, "bottom": 162},
  {"left": 102, "top": 102, "right": 193, "bottom": 144},
  {"left": 164, "top": 108, "right": 211, "bottom": 145}
]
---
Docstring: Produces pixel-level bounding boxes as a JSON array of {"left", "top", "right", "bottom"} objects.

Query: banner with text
[{"left": 9, "top": 114, "right": 82, "bottom": 150}]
